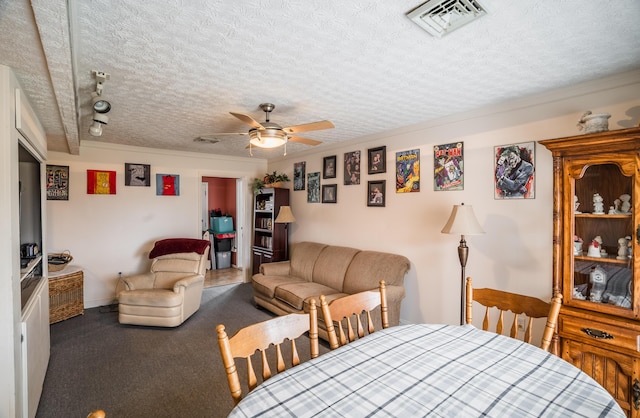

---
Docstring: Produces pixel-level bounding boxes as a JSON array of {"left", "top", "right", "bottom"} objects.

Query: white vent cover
[{"left": 407, "top": 0, "right": 487, "bottom": 38}]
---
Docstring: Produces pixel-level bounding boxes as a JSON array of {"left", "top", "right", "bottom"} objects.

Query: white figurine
[
  {"left": 593, "top": 193, "right": 604, "bottom": 214},
  {"left": 587, "top": 236, "right": 603, "bottom": 258},
  {"left": 619, "top": 194, "right": 631, "bottom": 213},
  {"left": 608, "top": 206, "right": 616, "bottom": 215},
  {"left": 574, "top": 195, "right": 581, "bottom": 214},
  {"left": 617, "top": 237, "right": 629, "bottom": 260},
  {"left": 589, "top": 265, "right": 607, "bottom": 303}
]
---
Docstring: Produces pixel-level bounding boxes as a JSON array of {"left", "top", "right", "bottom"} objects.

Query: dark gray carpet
[{"left": 36, "top": 283, "right": 327, "bottom": 418}]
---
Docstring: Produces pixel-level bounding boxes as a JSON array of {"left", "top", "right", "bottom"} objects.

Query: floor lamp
[
  {"left": 441, "top": 203, "right": 485, "bottom": 325},
  {"left": 275, "top": 206, "right": 296, "bottom": 260}
]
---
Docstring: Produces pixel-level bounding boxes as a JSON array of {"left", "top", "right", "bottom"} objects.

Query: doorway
[{"left": 202, "top": 176, "right": 245, "bottom": 287}]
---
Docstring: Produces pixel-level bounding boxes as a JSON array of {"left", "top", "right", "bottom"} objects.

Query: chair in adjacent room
[
  {"left": 320, "top": 280, "right": 388, "bottom": 350},
  {"left": 216, "top": 300, "right": 319, "bottom": 405},
  {"left": 117, "top": 238, "right": 210, "bottom": 327},
  {"left": 465, "top": 277, "right": 562, "bottom": 352}
]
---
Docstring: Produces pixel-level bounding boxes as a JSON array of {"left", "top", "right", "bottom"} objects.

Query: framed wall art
[
  {"left": 125, "top": 163, "right": 151, "bottom": 186},
  {"left": 323, "top": 155, "right": 336, "bottom": 179},
  {"left": 87, "top": 170, "right": 116, "bottom": 195},
  {"left": 344, "top": 150, "right": 361, "bottom": 185},
  {"left": 46, "top": 165, "right": 69, "bottom": 200},
  {"left": 322, "top": 184, "right": 337, "bottom": 203},
  {"left": 396, "top": 149, "right": 420, "bottom": 193},
  {"left": 434, "top": 142, "right": 463, "bottom": 191},
  {"left": 494, "top": 141, "right": 535, "bottom": 199},
  {"left": 367, "top": 180, "right": 386, "bottom": 207},
  {"left": 156, "top": 174, "right": 180, "bottom": 196},
  {"left": 368, "top": 146, "right": 386, "bottom": 174},
  {"left": 307, "top": 172, "right": 320, "bottom": 203},
  {"left": 294, "top": 161, "right": 306, "bottom": 191}
]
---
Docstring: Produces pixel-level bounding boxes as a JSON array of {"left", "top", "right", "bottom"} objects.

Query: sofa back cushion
[
  {"left": 343, "top": 251, "right": 410, "bottom": 294},
  {"left": 151, "top": 252, "right": 206, "bottom": 288},
  {"left": 312, "top": 246, "right": 360, "bottom": 291},
  {"left": 290, "top": 242, "right": 328, "bottom": 281}
]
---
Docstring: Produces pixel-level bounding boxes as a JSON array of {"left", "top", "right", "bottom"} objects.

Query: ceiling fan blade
[
  {"left": 198, "top": 132, "right": 249, "bottom": 137},
  {"left": 288, "top": 135, "right": 322, "bottom": 146},
  {"left": 230, "top": 112, "right": 265, "bottom": 130},
  {"left": 283, "top": 120, "right": 334, "bottom": 134}
]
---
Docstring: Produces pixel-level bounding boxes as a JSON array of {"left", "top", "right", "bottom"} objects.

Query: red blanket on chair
[{"left": 149, "top": 238, "right": 210, "bottom": 259}]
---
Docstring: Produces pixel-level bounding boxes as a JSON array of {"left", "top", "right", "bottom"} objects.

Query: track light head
[
  {"left": 92, "top": 112, "right": 109, "bottom": 125},
  {"left": 89, "top": 121, "right": 103, "bottom": 136},
  {"left": 92, "top": 94, "right": 111, "bottom": 113}
]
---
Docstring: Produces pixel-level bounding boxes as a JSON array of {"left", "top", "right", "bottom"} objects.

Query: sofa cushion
[
  {"left": 275, "top": 282, "right": 340, "bottom": 311},
  {"left": 289, "top": 242, "right": 328, "bottom": 281},
  {"left": 253, "top": 275, "right": 306, "bottom": 299},
  {"left": 118, "top": 289, "right": 182, "bottom": 307},
  {"left": 343, "top": 251, "right": 411, "bottom": 294},
  {"left": 312, "top": 246, "right": 360, "bottom": 291}
]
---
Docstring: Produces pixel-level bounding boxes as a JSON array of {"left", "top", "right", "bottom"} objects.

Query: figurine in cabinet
[
  {"left": 619, "top": 194, "right": 631, "bottom": 213},
  {"left": 617, "top": 237, "right": 629, "bottom": 260},
  {"left": 593, "top": 193, "right": 605, "bottom": 214},
  {"left": 589, "top": 265, "right": 608, "bottom": 302},
  {"left": 574, "top": 195, "right": 581, "bottom": 213},
  {"left": 587, "top": 236, "right": 603, "bottom": 258}
]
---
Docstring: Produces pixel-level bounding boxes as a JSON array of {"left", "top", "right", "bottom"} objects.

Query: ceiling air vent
[{"left": 407, "top": 0, "right": 487, "bottom": 38}]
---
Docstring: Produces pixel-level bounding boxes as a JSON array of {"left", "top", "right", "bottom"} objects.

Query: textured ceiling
[{"left": 1, "top": 0, "right": 639, "bottom": 160}]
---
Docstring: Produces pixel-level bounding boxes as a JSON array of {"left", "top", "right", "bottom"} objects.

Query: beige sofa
[{"left": 252, "top": 242, "right": 410, "bottom": 339}]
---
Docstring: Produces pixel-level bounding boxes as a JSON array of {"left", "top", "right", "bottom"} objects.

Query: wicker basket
[{"left": 48, "top": 251, "right": 73, "bottom": 272}]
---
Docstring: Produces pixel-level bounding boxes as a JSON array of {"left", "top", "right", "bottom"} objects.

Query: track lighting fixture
[{"left": 89, "top": 70, "right": 111, "bottom": 136}]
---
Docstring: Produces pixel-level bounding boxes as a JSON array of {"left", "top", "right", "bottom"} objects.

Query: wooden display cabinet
[
  {"left": 252, "top": 188, "right": 289, "bottom": 275},
  {"left": 540, "top": 127, "right": 640, "bottom": 417}
]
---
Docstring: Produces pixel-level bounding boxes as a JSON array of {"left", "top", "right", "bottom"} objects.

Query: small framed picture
[
  {"left": 368, "top": 146, "right": 386, "bottom": 174},
  {"left": 367, "top": 180, "right": 386, "bottom": 207},
  {"left": 344, "top": 150, "right": 361, "bottom": 185},
  {"left": 307, "top": 172, "right": 320, "bottom": 203},
  {"left": 46, "top": 165, "right": 69, "bottom": 200},
  {"left": 156, "top": 174, "right": 180, "bottom": 196},
  {"left": 294, "top": 161, "right": 306, "bottom": 191},
  {"left": 125, "top": 163, "right": 151, "bottom": 186},
  {"left": 322, "top": 184, "right": 337, "bottom": 203},
  {"left": 323, "top": 155, "right": 336, "bottom": 179},
  {"left": 494, "top": 141, "right": 535, "bottom": 199}
]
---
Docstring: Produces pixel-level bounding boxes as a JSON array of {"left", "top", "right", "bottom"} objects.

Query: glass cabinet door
[{"left": 569, "top": 162, "right": 635, "bottom": 317}]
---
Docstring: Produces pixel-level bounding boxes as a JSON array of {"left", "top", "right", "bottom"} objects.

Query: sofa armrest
[
  {"left": 173, "top": 274, "right": 204, "bottom": 291},
  {"left": 385, "top": 284, "right": 406, "bottom": 303},
  {"left": 121, "top": 273, "right": 155, "bottom": 291},
  {"left": 260, "top": 261, "right": 291, "bottom": 276}
]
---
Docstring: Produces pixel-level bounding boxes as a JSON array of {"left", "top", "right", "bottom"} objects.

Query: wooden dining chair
[
  {"left": 465, "top": 277, "right": 562, "bottom": 352},
  {"left": 87, "top": 410, "right": 106, "bottom": 418},
  {"left": 320, "top": 280, "right": 388, "bottom": 350},
  {"left": 216, "top": 299, "right": 319, "bottom": 405}
]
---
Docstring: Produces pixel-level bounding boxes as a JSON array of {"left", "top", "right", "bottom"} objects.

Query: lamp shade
[
  {"left": 275, "top": 206, "right": 296, "bottom": 223},
  {"left": 441, "top": 203, "right": 484, "bottom": 235}
]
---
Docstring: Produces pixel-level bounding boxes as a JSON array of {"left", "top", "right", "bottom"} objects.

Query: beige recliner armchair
[{"left": 118, "top": 238, "right": 210, "bottom": 327}]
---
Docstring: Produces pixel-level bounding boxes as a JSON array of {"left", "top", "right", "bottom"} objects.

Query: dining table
[{"left": 228, "top": 323, "right": 624, "bottom": 417}]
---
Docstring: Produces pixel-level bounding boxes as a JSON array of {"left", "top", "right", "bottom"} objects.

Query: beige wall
[
  {"left": 46, "top": 143, "right": 266, "bottom": 306},
  {"left": 45, "top": 70, "right": 640, "bottom": 325},
  {"left": 267, "top": 71, "right": 640, "bottom": 325}
]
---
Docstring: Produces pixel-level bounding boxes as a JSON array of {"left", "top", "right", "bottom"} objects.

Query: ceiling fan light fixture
[{"left": 249, "top": 128, "right": 287, "bottom": 148}]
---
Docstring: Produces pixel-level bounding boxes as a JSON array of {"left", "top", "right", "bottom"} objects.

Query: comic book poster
[
  {"left": 433, "top": 142, "right": 463, "bottom": 191},
  {"left": 494, "top": 141, "right": 535, "bottom": 199},
  {"left": 396, "top": 149, "right": 420, "bottom": 193}
]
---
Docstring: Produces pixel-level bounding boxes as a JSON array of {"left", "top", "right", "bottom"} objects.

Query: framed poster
[
  {"left": 125, "top": 163, "right": 151, "bottom": 186},
  {"left": 368, "top": 146, "right": 386, "bottom": 174},
  {"left": 46, "top": 165, "right": 69, "bottom": 200},
  {"left": 294, "top": 161, "right": 306, "bottom": 191},
  {"left": 494, "top": 141, "right": 535, "bottom": 199},
  {"left": 323, "top": 155, "right": 336, "bottom": 179},
  {"left": 396, "top": 149, "right": 420, "bottom": 193},
  {"left": 367, "top": 180, "right": 386, "bottom": 207},
  {"left": 156, "top": 174, "right": 180, "bottom": 196},
  {"left": 344, "top": 150, "right": 361, "bottom": 185},
  {"left": 307, "top": 172, "right": 320, "bottom": 203},
  {"left": 434, "top": 142, "right": 464, "bottom": 191},
  {"left": 322, "top": 184, "right": 337, "bottom": 203},
  {"left": 87, "top": 170, "right": 116, "bottom": 194}
]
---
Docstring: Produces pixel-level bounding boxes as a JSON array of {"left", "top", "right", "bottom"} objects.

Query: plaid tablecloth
[{"left": 229, "top": 324, "right": 623, "bottom": 417}]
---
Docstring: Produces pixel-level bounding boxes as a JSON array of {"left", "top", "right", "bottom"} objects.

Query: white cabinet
[{"left": 0, "top": 64, "right": 49, "bottom": 418}]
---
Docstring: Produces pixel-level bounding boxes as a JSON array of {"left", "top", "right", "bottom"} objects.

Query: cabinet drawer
[{"left": 559, "top": 315, "right": 640, "bottom": 352}]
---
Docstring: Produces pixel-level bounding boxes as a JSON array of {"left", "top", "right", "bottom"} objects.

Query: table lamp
[
  {"left": 275, "top": 206, "right": 296, "bottom": 260},
  {"left": 441, "top": 203, "right": 485, "bottom": 325}
]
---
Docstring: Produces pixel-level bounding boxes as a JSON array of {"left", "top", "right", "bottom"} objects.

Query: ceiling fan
[{"left": 198, "top": 103, "right": 334, "bottom": 155}]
